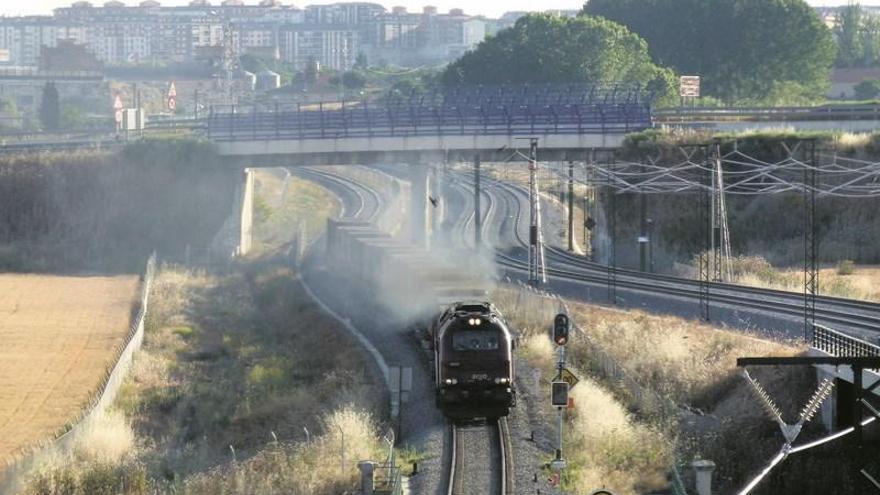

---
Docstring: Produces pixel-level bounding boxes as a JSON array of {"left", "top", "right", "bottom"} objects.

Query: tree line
[
  {"left": 834, "top": 3, "right": 880, "bottom": 69},
  {"left": 441, "top": 0, "right": 838, "bottom": 106}
]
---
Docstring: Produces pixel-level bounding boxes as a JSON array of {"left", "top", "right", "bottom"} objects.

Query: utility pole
[
  {"left": 568, "top": 161, "right": 574, "bottom": 251},
  {"left": 639, "top": 162, "right": 648, "bottom": 272},
  {"left": 583, "top": 161, "right": 589, "bottom": 256},
  {"left": 474, "top": 154, "right": 481, "bottom": 248},
  {"left": 528, "top": 138, "right": 547, "bottom": 285}
]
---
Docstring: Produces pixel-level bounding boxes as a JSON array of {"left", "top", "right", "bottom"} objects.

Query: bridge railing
[
  {"left": 812, "top": 323, "right": 880, "bottom": 359},
  {"left": 206, "top": 101, "right": 652, "bottom": 141}
]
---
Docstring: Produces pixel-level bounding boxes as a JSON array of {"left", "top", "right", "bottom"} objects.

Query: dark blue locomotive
[{"left": 431, "top": 301, "right": 516, "bottom": 420}]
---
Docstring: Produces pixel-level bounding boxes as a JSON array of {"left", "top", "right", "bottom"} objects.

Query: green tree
[
  {"left": 836, "top": 3, "right": 865, "bottom": 68},
  {"left": 854, "top": 79, "right": 880, "bottom": 99},
  {"left": 583, "top": 0, "right": 836, "bottom": 103},
  {"left": 304, "top": 56, "right": 319, "bottom": 83},
  {"left": 862, "top": 16, "right": 880, "bottom": 66},
  {"left": 441, "top": 14, "right": 678, "bottom": 104},
  {"left": 240, "top": 53, "right": 269, "bottom": 73},
  {"left": 39, "top": 82, "right": 60, "bottom": 131},
  {"left": 341, "top": 71, "right": 366, "bottom": 89},
  {"left": 354, "top": 52, "right": 368, "bottom": 70},
  {"left": 61, "top": 105, "right": 86, "bottom": 130}
]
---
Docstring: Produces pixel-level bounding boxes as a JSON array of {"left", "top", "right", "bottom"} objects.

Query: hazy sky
[{"left": 0, "top": 0, "right": 877, "bottom": 18}]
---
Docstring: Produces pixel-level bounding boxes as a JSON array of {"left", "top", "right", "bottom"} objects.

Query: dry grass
[
  {"left": 567, "top": 305, "right": 802, "bottom": 409},
  {"left": 182, "top": 405, "right": 384, "bottom": 495},
  {"left": 23, "top": 264, "right": 385, "bottom": 494},
  {"left": 251, "top": 168, "right": 341, "bottom": 256},
  {"left": 683, "top": 254, "right": 880, "bottom": 302},
  {"left": 520, "top": 334, "right": 672, "bottom": 495},
  {"left": 494, "top": 283, "right": 812, "bottom": 494},
  {"left": 0, "top": 274, "right": 140, "bottom": 464}
]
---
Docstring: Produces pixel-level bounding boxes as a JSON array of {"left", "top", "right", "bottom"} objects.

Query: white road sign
[{"left": 680, "top": 76, "right": 701, "bottom": 98}]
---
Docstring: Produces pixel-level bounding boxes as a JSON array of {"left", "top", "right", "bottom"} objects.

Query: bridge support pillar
[
  {"left": 410, "top": 163, "right": 430, "bottom": 247},
  {"left": 238, "top": 168, "right": 255, "bottom": 256}
]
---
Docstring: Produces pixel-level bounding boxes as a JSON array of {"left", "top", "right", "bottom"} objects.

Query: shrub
[
  {"left": 855, "top": 79, "right": 880, "bottom": 100},
  {"left": 837, "top": 259, "right": 856, "bottom": 275},
  {"left": 26, "top": 462, "right": 149, "bottom": 495}
]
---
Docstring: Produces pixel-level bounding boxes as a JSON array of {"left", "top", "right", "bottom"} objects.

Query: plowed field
[{"left": 0, "top": 274, "right": 139, "bottom": 462}]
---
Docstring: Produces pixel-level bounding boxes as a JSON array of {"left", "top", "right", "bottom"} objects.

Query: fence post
[
  {"left": 692, "top": 459, "right": 716, "bottom": 495},
  {"left": 359, "top": 461, "right": 375, "bottom": 495}
]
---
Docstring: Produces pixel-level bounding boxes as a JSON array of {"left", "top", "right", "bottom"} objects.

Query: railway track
[
  {"left": 448, "top": 418, "right": 514, "bottom": 495},
  {"left": 447, "top": 171, "right": 880, "bottom": 339},
  {"left": 303, "top": 168, "right": 517, "bottom": 495},
  {"left": 292, "top": 167, "right": 383, "bottom": 223}
]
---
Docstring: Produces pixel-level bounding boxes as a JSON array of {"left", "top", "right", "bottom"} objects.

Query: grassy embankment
[
  {"left": 586, "top": 128, "right": 880, "bottom": 290},
  {"left": 23, "top": 170, "right": 386, "bottom": 494},
  {"left": 620, "top": 127, "right": 880, "bottom": 159},
  {"left": 492, "top": 285, "right": 815, "bottom": 495},
  {"left": 250, "top": 168, "right": 341, "bottom": 256},
  {"left": 682, "top": 254, "right": 880, "bottom": 302}
]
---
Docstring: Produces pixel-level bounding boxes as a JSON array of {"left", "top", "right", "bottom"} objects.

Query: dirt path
[{"left": 0, "top": 274, "right": 139, "bottom": 463}]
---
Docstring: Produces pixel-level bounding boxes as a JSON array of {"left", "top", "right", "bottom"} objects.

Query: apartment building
[
  {"left": 0, "top": 1, "right": 490, "bottom": 71},
  {"left": 279, "top": 25, "right": 356, "bottom": 71}
]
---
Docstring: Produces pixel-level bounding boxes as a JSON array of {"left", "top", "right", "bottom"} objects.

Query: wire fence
[{"left": 0, "top": 253, "right": 156, "bottom": 493}]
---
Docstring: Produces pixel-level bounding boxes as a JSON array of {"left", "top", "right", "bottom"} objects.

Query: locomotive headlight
[
  {"left": 444, "top": 378, "right": 458, "bottom": 385},
  {"left": 494, "top": 377, "right": 509, "bottom": 384}
]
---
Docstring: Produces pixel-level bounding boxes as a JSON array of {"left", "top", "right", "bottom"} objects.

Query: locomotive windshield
[{"left": 452, "top": 330, "right": 500, "bottom": 351}]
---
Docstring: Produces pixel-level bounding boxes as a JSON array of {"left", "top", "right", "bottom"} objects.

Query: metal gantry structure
[
  {"left": 737, "top": 355, "right": 880, "bottom": 495},
  {"left": 545, "top": 140, "right": 880, "bottom": 331}
]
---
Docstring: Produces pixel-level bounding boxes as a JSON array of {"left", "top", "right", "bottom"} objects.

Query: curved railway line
[
  {"left": 293, "top": 167, "right": 383, "bottom": 223},
  {"left": 454, "top": 173, "right": 880, "bottom": 340}
]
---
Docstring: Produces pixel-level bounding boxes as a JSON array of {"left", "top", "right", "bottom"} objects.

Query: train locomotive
[
  {"left": 432, "top": 301, "right": 516, "bottom": 420},
  {"left": 326, "top": 219, "right": 515, "bottom": 420}
]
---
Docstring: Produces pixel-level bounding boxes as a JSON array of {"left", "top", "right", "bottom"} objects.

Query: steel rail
[
  {"left": 458, "top": 175, "right": 880, "bottom": 334},
  {"left": 294, "top": 168, "right": 366, "bottom": 220},
  {"left": 295, "top": 168, "right": 383, "bottom": 223},
  {"left": 447, "top": 423, "right": 460, "bottom": 495},
  {"left": 447, "top": 420, "right": 510, "bottom": 495},
  {"left": 498, "top": 417, "right": 515, "bottom": 495}
]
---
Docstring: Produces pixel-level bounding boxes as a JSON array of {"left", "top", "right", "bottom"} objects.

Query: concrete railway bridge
[{"left": 210, "top": 84, "right": 652, "bottom": 246}]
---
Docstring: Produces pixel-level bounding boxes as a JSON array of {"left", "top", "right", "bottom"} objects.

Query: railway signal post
[{"left": 550, "top": 313, "right": 575, "bottom": 472}]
